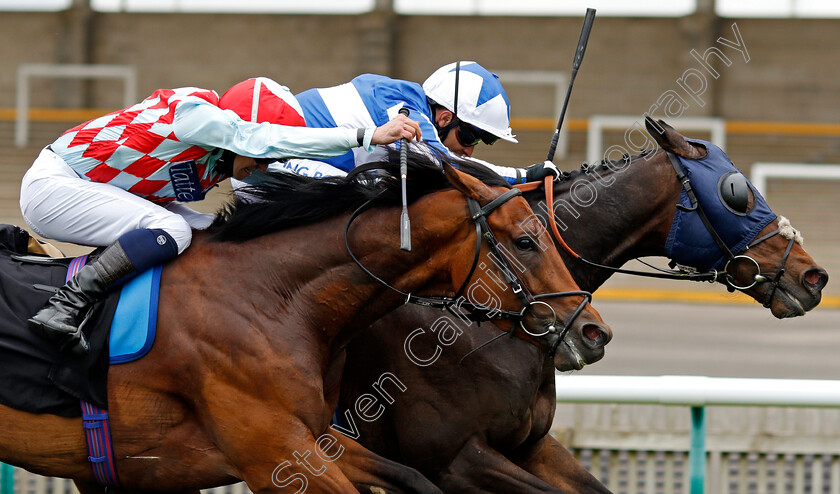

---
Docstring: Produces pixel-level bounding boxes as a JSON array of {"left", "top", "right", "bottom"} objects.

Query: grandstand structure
[
  {"left": 1, "top": 4, "right": 837, "bottom": 283},
  {"left": 0, "top": 4, "right": 838, "bottom": 491}
]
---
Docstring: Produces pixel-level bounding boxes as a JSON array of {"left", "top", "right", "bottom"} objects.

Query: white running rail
[
  {"left": 750, "top": 162, "right": 840, "bottom": 197},
  {"left": 15, "top": 63, "right": 137, "bottom": 148}
]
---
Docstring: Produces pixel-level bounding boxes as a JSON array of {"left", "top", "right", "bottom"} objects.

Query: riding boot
[{"left": 28, "top": 242, "right": 136, "bottom": 355}]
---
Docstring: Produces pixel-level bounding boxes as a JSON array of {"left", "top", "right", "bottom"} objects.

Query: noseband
[{"left": 344, "top": 184, "right": 592, "bottom": 355}]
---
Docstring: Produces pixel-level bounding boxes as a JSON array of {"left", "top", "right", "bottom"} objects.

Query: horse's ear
[
  {"left": 644, "top": 116, "right": 706, "bottom": 159},
  {"left": 443, "top": 162, "right": 495, "bottom": 202}
]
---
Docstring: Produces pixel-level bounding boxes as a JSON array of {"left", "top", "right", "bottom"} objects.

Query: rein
[
  {"left": 513, "top": 176, "right": 721, "bottom": 283},
  {"left": 344, "top": 180, "right": 592, "bottom": 355},
  {"left": 514, "top": 152, "right": 795, "bottom": 300}
]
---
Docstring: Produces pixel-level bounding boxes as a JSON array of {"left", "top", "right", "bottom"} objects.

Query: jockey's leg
[
  {"left": 20, "top": 148, "right": 190, "bottom": 354},
  {"left": 163, "top": 202, "right": 215, "bottom": 230},
  {"left": 28, "top": 228, "right": 178, "bottom": 354}
]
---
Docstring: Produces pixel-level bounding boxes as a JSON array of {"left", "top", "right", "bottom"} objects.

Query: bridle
[
  {"left": 665, "top": 152, "right": 795, "bottom": 307},
  {"left": 344, "top": 181, "right": 592, "bottom": 356},
  {"left": 515, "top": 150, "right": 796, "bottom": 308}
]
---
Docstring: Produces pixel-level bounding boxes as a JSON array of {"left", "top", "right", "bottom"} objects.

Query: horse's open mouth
[
  {"left": 773, "top": 287, "right": 807, "bottom": 318},
  {"left": 554, "top": 339, "right": 588, "bottom": 371}
]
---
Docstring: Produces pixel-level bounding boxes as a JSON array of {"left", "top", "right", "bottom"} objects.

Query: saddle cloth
[{"left": 0, "top": 225, "right": 160, "bottom": 417}]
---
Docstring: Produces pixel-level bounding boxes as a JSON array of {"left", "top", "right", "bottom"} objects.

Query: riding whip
[
  {"left": 398, "top": 107, "right": 412, "bottom": 251},
  {"left": 546, "top": 7, "right": 596, "bottom": 162}
]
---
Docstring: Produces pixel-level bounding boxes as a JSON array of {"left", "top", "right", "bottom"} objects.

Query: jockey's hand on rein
[{"left": 525, "top": 160, "right": 560, "bottom": 183}]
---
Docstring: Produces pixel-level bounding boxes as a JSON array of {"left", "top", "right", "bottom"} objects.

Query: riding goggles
[{"left": 455, "top": 120, "right": 499, "bottom": 147}]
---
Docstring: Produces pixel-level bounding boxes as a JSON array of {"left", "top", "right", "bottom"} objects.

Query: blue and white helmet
[{"left": 422, "top": 61, "right": 517, "bottom": 143}]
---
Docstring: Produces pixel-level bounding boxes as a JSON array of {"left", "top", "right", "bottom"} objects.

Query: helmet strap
[
  {"left": 427, "top": 98, "right": 460, "bottom": 143},
  {"left": 438, "top": 118, "right": 460, "bottom": 144},
  {"left": 453, "top": 61, "right": 460, "bottom": 121},
  {"left": 430, "top": 61, "right": 462, "bottom": 144},
  {"left": 213, "top": 149, "right": 236, "bottom": 177}
]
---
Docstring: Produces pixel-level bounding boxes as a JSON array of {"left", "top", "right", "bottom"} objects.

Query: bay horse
[
  {"left": 338, "top": 118, "right": 829, "bottom": 493},
  {"left": 0, "top": 158, "right": 612, "bottom": 492}
]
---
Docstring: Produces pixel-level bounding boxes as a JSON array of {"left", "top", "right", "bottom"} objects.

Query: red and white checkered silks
[{"left": 50, "top": 87, "right": 227, "bottom": 205}]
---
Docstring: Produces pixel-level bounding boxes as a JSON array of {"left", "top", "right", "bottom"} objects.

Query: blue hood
[{"left": 664, "top": 139, "right": 777, "bottom": 272}]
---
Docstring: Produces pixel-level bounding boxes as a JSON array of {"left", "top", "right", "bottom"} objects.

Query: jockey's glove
[{"left": 525, "top": 160, "right": 560, "bottom": 183}]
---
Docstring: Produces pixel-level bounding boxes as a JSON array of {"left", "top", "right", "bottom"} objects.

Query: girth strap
[
  {"left": 80, "top": 400, "right": 121, "bottom": 487},
  {"left": 64, "top": 256, "right": 121, "bottom": 487}
]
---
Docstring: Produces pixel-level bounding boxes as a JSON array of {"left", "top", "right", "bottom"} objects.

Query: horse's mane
[
  {"left": 211, "top": 148, "right": 461, "bottom": 242},
  {"left": 596, "top": 148, "right": 656, "bottom": 170},
  {"left": 559, "top": 148, "right": 658, "bottom": 182},
  {"left": 210, "top": 145, "right": 654, "bottom": 243},
  {"left": 449, "top": 148, "right": 658, "bottom": 189}
]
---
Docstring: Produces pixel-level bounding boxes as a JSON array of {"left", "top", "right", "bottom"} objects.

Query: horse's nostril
[
  {"left": 803, "top": 268, "right": 828, "bottom": 291},
  {"left": 582, "top": 323, "right": 610, "bottom": 346}
]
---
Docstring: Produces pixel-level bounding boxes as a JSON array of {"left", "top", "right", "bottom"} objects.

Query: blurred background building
[
  {"left": 1, "top": 2, "right": 839, "bottom": 490},
  {"left": 1, "top": 0, "right": 837, "bottom": 298}
]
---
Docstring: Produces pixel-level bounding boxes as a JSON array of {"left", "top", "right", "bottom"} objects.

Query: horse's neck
[
  {"left": 194, "top": 208, "right": 455, "bottom": 355},
  {"left": 550, "top": 151, "right": 680, "bottom": 291}
]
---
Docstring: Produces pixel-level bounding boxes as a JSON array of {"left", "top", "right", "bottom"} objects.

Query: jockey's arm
[
  {"left": 458, "top": 156, "right": 534, "bottom": 185},
  {"left": 417, "top": 136, "right": 532, "bottom": 186},
  {"left": 172, "top": 99, "right": 417, "bottom": 162},
  {"left": 396, "top": 112, "right": 531, "bottom": 185}
]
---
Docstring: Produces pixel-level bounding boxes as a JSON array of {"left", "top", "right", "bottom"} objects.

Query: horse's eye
[
  {"left": 514, "top": 237, "right": 537, "bottom": 251},
  {"left": 718, "top": 171, "right": 752, "bottom": 215}
]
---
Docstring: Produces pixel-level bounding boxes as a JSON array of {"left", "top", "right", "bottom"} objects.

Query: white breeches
[{"left": 19, "top": 148, "right": 214, "bottom": 253}]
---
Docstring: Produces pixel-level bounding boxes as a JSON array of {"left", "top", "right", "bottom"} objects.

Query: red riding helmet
[{"left": 218, "top": 77, "right": 306, "bottom": 127}]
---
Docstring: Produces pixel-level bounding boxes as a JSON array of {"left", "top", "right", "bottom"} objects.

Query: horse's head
[
  {"left": 646, "top": 117, "right": 828, "bottom": 318},
  {"left": 426, "top": 163, "right": 612, "bottom": 370}
]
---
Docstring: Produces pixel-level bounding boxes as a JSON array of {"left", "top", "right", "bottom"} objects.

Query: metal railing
[
  {"left": 555, "top": 375, "right": 840, "bottom": 494},
  {"left": 4, "top": 375, "right": 839, "bottom": 493},
  {"left": 15, "top": 63, "right": 136, "bottom": 148},
  {"left": 751, "top": 162, "right": 840, "bottom": 197}
]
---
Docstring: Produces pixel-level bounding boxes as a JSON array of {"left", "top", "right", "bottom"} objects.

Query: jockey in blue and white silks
[
  {"left": 261, "top": 61, "right": 559, "bottom": 185},
  {"left": 293, "top": 74, "right": 442, "bottom": 173}
]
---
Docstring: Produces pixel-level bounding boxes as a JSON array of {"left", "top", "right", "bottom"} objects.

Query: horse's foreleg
[
  {"left": 437, "top": 436, "right": 561, "bottom": 494},
  {"left": 219, "top": 420, "right": 360, "bottom": 494},
  {"left": 234, "top": 422, "right": 440, "bottom": 493},
  {"left": 237, "top": 454, "right": 356, "bottom": 494},
  {"left": 329, "top": 432, "right": 442, "bottom": 494},
  {"left": 511, "top": 435, "right": 612, "bottom": 494}
]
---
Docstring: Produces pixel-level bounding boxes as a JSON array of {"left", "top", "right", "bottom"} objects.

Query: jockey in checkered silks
[{"left": 19, "top": 77, "right": 420, "bottom": 356}]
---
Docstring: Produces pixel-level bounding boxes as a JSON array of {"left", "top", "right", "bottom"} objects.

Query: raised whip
[{"left": 546, "top": 8, "right": 596, "bottom": 162}]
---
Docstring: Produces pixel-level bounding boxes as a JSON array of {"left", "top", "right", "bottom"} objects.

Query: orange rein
[{"left": 513, "top": 176, "right": 580, "bottom": 260}]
